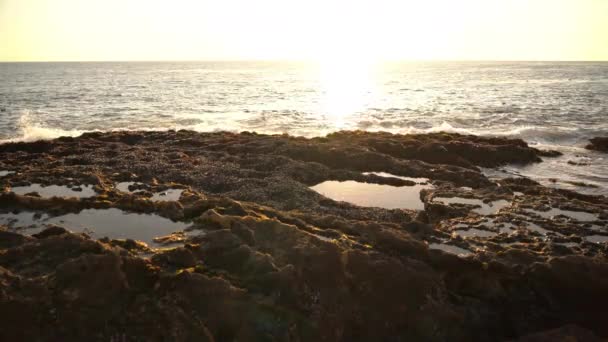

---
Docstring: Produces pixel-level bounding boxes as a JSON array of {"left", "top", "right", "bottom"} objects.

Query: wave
[
  {"left": 395, "top": 121, "right": 604, "bottom": 146},
  {"left": 0, "top": 111, "right": 89, "bottom": 143},
  {"left": 2, "top": 111, "right": 606, "bottom": 148},
  {"left": 0, "top": 110, "right": 238, "bottom": 143}
]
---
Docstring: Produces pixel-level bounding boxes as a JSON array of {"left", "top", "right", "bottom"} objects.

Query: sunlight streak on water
[{"left": 319, "top": 60, "right": 376, "bottom": 127}]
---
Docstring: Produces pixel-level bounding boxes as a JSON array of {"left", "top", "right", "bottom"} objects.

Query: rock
[
  {"left": 54, "top": 253, "right": 129, "bottom": 306},
  {"left": 100, "top": 238, "right": 151, "bottom": 253},
  {"left": 537, "top": 149, "right": 563, "bottom": 157},
  {"left": 567, "top": 160, "right": 589, "bottom": 166},
  {"left": 585, "top": 137, "right": 608, "bottom": 152},
  {"left": 230, "top": 221, "right": 256, "bottom": 246},
  {"left": 151, "top": 247, "right": 197, "bottom": 268},
  {"left": 526, "top": 256, "right": 608, "bottom": 336},
  {"left": 0, "top": 130, "right": 607, "bottom": 340},
  {"left": 32, "top": 225, "right": 69, "bottom": 239},
  {"left": 0, "top": 228, "right": 34, "bottom": 248},
  {"left": 513, "top": 324, "right": 603, "bottom": 342},
  {"left": 153, "top": 231, "right": 187, "bottom": 245}
]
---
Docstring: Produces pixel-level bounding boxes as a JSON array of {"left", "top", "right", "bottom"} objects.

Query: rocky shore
[{"left": 0, "top": 130, "right": 606, "bottom": 341}]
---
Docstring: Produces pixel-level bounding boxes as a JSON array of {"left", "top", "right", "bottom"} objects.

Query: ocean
[{"left": 1, "top": 61, "right": 607, "bottom": 194}]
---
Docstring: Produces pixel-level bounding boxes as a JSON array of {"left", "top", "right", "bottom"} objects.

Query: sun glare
[
  {"left": 308, "top": 1, "right": 387, "bottom": 123},
  {"left": 1, "top": 0, "right": 606, "bottom": 61},
  {"left": 318, "top": 58, "right": 376, "bottom": 125}
]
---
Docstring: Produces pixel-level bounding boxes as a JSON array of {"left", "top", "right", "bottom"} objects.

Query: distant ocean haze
[{"left": 0, "top": 61, "right": 607, "bottom": 193}]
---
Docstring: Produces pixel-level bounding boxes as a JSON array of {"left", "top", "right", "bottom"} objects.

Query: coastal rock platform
[{"left": 0, "top": 130, "right": 606, "bottom": 341}]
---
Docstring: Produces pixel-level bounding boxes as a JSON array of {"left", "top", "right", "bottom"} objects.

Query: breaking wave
[
  {"left": 397, "top": 121, "right": 603, "bottom": 146},
  {"left": 0, "top": 111, "right": 89, "bottom": 143}
]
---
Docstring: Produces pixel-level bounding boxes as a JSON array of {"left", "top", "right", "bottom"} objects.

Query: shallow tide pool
[
  {"left": 433, "top": 197, "right": 511, "bottom": 215},
  {"left": 453, "top": 228, "right": 497, "bottom": 238},
  {"left": 524, "top": 208, "right": 599, "bottom": 222},
  {"left": 311, "top": 177, "right": 433, "bottom": 210},
  {"left": 0, "top": 208, "right": 190, "bottom": 247},
  {"left": 428, "top": 243, "right": 472, "bottom": 257},
  {"left": 585, "top": 235, "right": 608, "bottom": 244},
  {"left": 116, "top": 182, "right": 183, "bottom": 202},
  {"left": 11, "top": 184, "right": 96, "bottom": 198},
  {"left": 151, "top": 189, "right": 183, "bottom": 202}
]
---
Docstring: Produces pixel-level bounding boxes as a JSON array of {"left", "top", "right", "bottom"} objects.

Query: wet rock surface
[
  {"left": 586, "top": 137, "right": 608, "bottom": 153},
  {"left": 0, "top": 130, "right": 606, "bottom": 341}
]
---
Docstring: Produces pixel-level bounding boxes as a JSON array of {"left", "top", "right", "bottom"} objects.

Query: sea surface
[{"left": 1, "top": 61, "right": 607, "bottom": 194}]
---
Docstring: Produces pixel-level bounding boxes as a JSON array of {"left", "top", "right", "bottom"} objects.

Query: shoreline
[
  {"left": 3, "top": 126, "right": 607, "bottom": 195},
  {"left": 0, "top": 130, "right": 607, "bottom": 340}
]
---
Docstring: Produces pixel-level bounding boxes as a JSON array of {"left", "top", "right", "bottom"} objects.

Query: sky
[{"left": 0, "top": 0, "right": 607, "bottom": 62}]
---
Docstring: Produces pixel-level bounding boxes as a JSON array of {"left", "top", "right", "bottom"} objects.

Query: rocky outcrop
[
  {"left": 0, "top": 130, "right": 605, "bottom": 341},
  {"left": 586, "top": 137, "right": 608, "bottom": 152},
  {"left": 514, "top": 325, "right": 603, "bottom": 342}
]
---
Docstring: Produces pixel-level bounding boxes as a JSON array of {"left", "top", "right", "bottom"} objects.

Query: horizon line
[{"left": 1, "top": 59, "right": 607, "bottom": 63}]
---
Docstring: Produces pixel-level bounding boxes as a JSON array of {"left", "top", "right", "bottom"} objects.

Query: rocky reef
[{"left": 0, "top": 130, "right": 606, "bottom": 341}]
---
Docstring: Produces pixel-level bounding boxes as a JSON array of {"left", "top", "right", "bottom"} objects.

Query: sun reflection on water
[{"left": 318, "top": 59, "right": 377, "bottom": 129}]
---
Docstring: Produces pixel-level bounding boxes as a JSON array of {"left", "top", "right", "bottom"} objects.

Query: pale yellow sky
[{"left": 0, "top": 0, "right": 607, "bottom": 62}]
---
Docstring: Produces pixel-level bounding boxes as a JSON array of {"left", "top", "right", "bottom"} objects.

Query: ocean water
[{"left": 1, "top": 61, "right": 607, "bottom": 194}]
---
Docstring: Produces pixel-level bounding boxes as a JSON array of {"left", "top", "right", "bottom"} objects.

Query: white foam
[{"left": 0, "top": 110, "right": 87, "bottom": 143}]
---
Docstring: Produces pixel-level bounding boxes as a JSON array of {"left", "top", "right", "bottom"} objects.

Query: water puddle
[
  {"left": 524, "top": 208, "right": 599, "bottom": 222},
  {"left": 116, "top": 182, "right": 142, "bottom": 193},
  {"left": 116, "top": 182, "right": 183, "bottom": 202},
  {"left": 151, "top": 189, "right": 183, "bottom": 202},
  {"left": 451, "top": 218, "right": 517, "bottom": 235},
  {"left": 448, "top": 216, "right": 559, "bottom": 238},
  {"left": 0, "top": 208, "right": 190, "bottom": 247},
  {"left": 0, "top": 170, "right": 15, "bottom": 177},
  {"left": 585, "top": 235, "right": 608, "bottom": 244},
  {"left": 497, "top": 222, "right": 517, "bottom": 234},
  {"left": 453, "top": 228, "right": 497, "bottom": 238},
  {"left": 311, "top": 179, "right": 433, "bottom": 210},
  {"left": 363, "top": 172, "right": 429, "bottom": 184},
  {"left": 555, "top": 242, "right": 578, "bottom": 248},
  {"left": 433, "top": 197, "right": 511, "bottom": 215},
  {"left": 11, "top": 184, "right": 96, "bottom": 198},
  {"left": 526, "top": 222, "right": 552, "bottom": 236},
  {"left": 0, "top": 211, "right": 50, "bottom": 229},
  {"left": 428, "top": 243, "right": 472, "bottom": 257}
]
